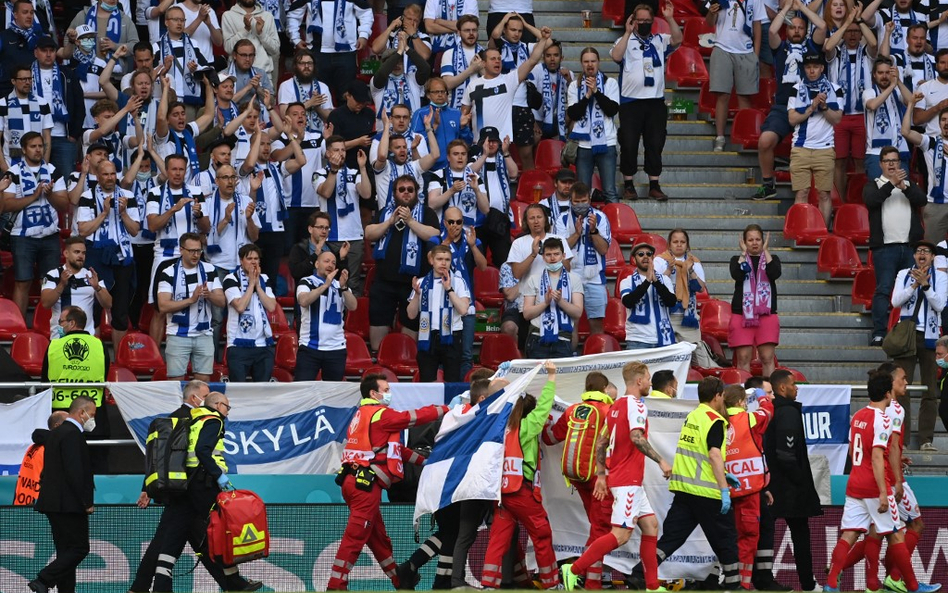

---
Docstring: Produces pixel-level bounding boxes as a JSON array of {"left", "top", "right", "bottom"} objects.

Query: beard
[{"left": 295, "top": 68, "right": 315, "bottom": 83}]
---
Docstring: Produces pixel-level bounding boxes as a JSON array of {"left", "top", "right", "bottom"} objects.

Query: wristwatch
[
  {"left": 590, "top": 228, "right": 599, "bottom": 235},
  {"left": 446, "top": 287, "right": 454, "bottom": 294}
]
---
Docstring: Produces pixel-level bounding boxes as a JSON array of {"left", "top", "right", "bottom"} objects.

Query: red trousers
[
  {"left": 326, "top": 474, "right": 399, "bottom": 590},
  {"left": 733, "top": 493, "right": 761, "bottom": 590},
  {"left": 481, "top": 482, "right": 560, "bottom": 589},
  {"left": 575, "top": 478, "right": 614, "bottom": 589}
]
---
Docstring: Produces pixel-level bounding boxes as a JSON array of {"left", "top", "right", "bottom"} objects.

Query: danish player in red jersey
[
  {"left": 560, "top": 361, "right": 672, "bottom": 592},
  {"left": 824, "top": 371, "right": 940, "bottom": 593}
]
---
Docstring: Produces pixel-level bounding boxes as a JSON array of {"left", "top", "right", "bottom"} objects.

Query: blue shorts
[
  {"left": 165, "top": 334, "right": 215, "bottom": 377},
  {"left": 11, "top": 233, "right": 60, "bottom": 283},
  {"left": 761, "top": 103, "right": 792, "bottom": 141},
  {"left": 583, "top": 283, "right": 608, "bottom": 319}
]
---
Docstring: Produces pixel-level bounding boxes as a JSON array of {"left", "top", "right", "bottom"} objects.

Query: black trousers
[
  {"left": 618, "top": 99, "right": 667, "bottom": 179},
  {"left": 782, "top": 516, "right": 815, "bottom": 590},
  {"left": 417, "top": 332, "right": 462, "bottom": 382},
  {"left": 753, "top": 490, "right": 776, "bottom": 587},
  {"left": 631, "top": 491, "right": 741, "bottom": 588},
  {"left": 476, "top": 225, "right": 511, "bottom": 268},
  {"left": 37, "top": 511, "right": 89, "bottom": 593},
  {"left": 130, "top": 494, "right": 239, "bottom": 593},
  {"left": 315, "top": 50, "right": 358, "bottom": 104},
  {"left": 255, "top": 231, "right": 284, "bottom": 291},
  {"left": 451, "top": 499, "right": 493, "bottom": 588},
  {"left": 129, "top": 243, "right": 154, "bottom": 331},
  {"left": 409, "top": 502, "right": 463, "bottom": 589}
]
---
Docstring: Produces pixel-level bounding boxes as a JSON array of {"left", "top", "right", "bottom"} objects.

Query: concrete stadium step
[
  {"left": 664, "top": 136, "right": 735, "bottom": 152},
  {"left": 631, "top": 168, "right": 753, "bottom": 185},
  {"left": 767, "top": 345, "right": 888, "bottom": 364},
  {"left": 666, "top": 231, "right": 790, "bottom": 250},
  {"left": 778, "top": 312, "right": 872, "bottom": 330},
  {"left": 699, "top": 263, "right": 815, "bottom": 281},
  {"left": 786, "top": 363, "right": 878, "bottom": 384},
  {"left": 645, "top": 247, "right": 825, "bottom": 265},
  {"left": 622, "top": 184, "right": 787, "bottom": 200},
  {"left": 777, "top": 330, "right": 871, "bottom": 348},
  {"left": 636, "top": 214, "right": 786, "bottom": 232},
  {"left": 706, "top": 279, "right": 852, "bottom": 296},
  {"left": 640, "top": 152, "right": 761, "bottom": 168},
  {"left": 627, "top": 199, "right": 785, "bottom": 216}
]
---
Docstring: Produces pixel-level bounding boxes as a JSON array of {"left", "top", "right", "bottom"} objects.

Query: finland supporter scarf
[
  {"left": 6, "top": 92, "right": 46, "bottom": 139},
  {"left": 293, "top": 78, "right": 323, "bottom": 131},
  {"left": 231, "top": 267, "right": 273, "bottom": 346},
  {"left": 635, "top": 33, "right": 662, "bottom": 87},
  {"left": 91, "top": 186, "right": 134, "bottom": 265},
  {"left": 500, "top": 39, "right": 529, "bottom": 73},
  {"left": 838, "top": 45, "right": 867, "bottom": 113},
  {"left": 169, "top": 126, "right": 200, "bottom": 181},
  {"left": 256, "top": 163, "right": 289, "bottom": 231},
  {"left": 380, "top": 159, "right": 420, "bottom": 211},
  {"left": 657, "top": 252, "right": 702, "bottom": 328},
  {"left": 569, "top": 72, "right": 609, "bottom": 154},
  {"left": 538, "top": 66, "right": 567, "bottom": 139},
  {"left": 449, "top": 41, "right": 483, "bottom": 108},
  {"left": 627, "top": 269, "right": 675, "bottom": 346},
  {"left": 325, "top": 165, "right": 356, "bottom": 226},
  {"left": 740, "top": 254, "right": 772, "bottom": 327},
  {"left": 134, "top": 174, "right": 157, "bottom": 239},
  {"left": 485, "top": 154, "right": 513, "bottom": 222},
  {"left": 871, "top": 83, "right": 906, "bottom": 151},
  {"left": 15, "top": 162, "right": 55, "bottom": 237},
  {"left": 417, "top": 271, "right": 454, "bottom": 351},
  {"left": 560, "top": 209, "right": 601, "bottom": 276},
  {"left": 85, "top": 3, "right": 121, "bottom": 58},
  {"left": 158, "top": 32, "right": 201, "bottom": 105},
  {"left": 216, "top": 99, "right": 239, "bottom": 126},
  {"left": 900, "top": 266, "right": 941, "bottom": 348},
  {"left": 31, "top": 63, "right": 67, "bottom": 123},
  {"left": 432, "top": 0, "right": 462, "bottom": 51},
  {"left": 782, "top": 41, "right": 808, "bottom": 85},
  {"left": 306, "top": 0, "right": 354, "bottom": 51},
  {"left": 373, "top": 200, "right": 425, "bottom": 275},
  {"left": 157, "top": 183, "right": 194, "bottom": 248},
  {"left": 538, "top": 268, "right": 573, "bottom": 342},
  {"left": 7, "top": 0, "right": 50, "bottom": 42},
  {"left": 170, "top": 259, "right": 210, "bottom": 333},
  {"left": 444, "top": 165, "right": 479, "bottom": 225},
  {"left": 206, "top": 189, "right": 249, "bottom": 255},
  {"left": 930, "top": 135, "right": 948, "bottom": 203}
]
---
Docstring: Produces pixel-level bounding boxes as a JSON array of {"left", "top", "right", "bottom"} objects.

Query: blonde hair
[{"left": 622, "top": 361, "right": 649, "bottom": 385}]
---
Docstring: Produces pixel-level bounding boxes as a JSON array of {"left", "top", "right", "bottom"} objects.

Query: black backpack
[{"left": 144, "top": 416, "right": 192, "bottom": 499}]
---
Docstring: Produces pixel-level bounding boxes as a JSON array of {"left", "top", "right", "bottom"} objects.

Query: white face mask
[
  {"left": 81, "top": 410, "right": 96, "bottom": 433},
  {"left": 380, "top": 390, "right": 392, "bottom": 406}
]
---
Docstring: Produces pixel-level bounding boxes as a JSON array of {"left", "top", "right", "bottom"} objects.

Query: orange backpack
[{"left": 561, "top": 402, "right": 608, "bottom": 484}]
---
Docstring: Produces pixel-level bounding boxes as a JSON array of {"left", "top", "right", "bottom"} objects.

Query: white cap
[
  {"left": 75, "top": 24, "right": 95, "bottom": 38},
  {"left": 217, "top": 70, "right": 237, "bottom": 83}
]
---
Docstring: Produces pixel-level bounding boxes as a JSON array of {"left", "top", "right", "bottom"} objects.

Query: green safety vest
[
  {"left": 47, "top": 333, "right": 106, "bottom": 409},
  {"left": 186, "top": 408, "right": 229, "bottom": 473},
  {"left": 669, "top": 402, "right": 728, "bottom": 499}
]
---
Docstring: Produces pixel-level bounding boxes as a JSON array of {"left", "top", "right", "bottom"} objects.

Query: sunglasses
[
  {"left": 635, "top": 251, "right": 654, "bottom": 257},
  {"left": 396, "top": 187, "right": 415, "bottom": 193},
  {"left": 445, "top": 219, "right": 463, "bottom": 225}
]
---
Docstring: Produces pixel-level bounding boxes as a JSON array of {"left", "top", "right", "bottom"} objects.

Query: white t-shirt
[
  {"left": 424, "top": 0, "right": 478, "bottom": 51},
  {"left": 553, "top": 209, "right": 612, "bottom": 284},
  {"left": 441, "top": 45, "right": 479, "bottom": 108},
  {"left": 506, "top": 232, "right": 574, "bottom": 280},
  {"left": 297, "top": 274, "right": 347, "bottom": 350},
  {"left": 488, "top": 0, "right": 532, "bottom": 14},
  {"left": 36, "top": 67, "right": 67, "bottom": 137},
  {"left": 41, "top": 266, "right": 97, "bottom": 334},
  {"left": 203, "top": 190, "right": 262, "bottom": 269},
  {"left": 154, "top": 121, "right": 202, "bottom": 184},
  {"left": 787, "top": 79, "right": 841, "bottom": 149},
  {"left": 520, "top": 269, "right": 583, "bottom": 332},
  {"left": 915, "top": 78, "right": 948, "bottom": 136},
  {"left": 408, "top": 271, "right": 470, "bottom": 333},
  {"left": 223, "top": 271, "right": 275, "bottom": 348},
  {"left": 619, "top": 272, "right": 676, "bottom": 344},
  {"left": 919, "top": 134, "right": 948, "bottom": 204},
  {"left": 76, "top": 186, "right": 141, "bottom": 259},
  {"left": 616, "top": 33, "right": 675, "bottom": 100},
  {"left": 872, "top": 8, "right": 926, "bottom": 61},
  {"left": 566, "top": 76, "right": 621, "bottom": 149},
  {"left": 827, "top": 45, "right": 871, "bottom": 116},
  {"left": 145, "top": 183, "right": 207, "bottom": 259},
  {"left": 76, "top": 57, "right": 108, "bottom": 130},
  {"left": 707, "top": 0, "right": 764, "bottom": 54},
  {"left": 374, "top": 158, "right": 425, "bottom": 211},
  {"left": 862, "top": 86, "right": 908, "bottom": 156},
  {"left": 312, "top": 166, "right": 365, "bottom": 241},
  {"left": 277, "top": 78, "right": 333, "bottom": 135},
  {"left": 272, "top": 131, "right": 325, "bottom": 209},
  {"left": 462, "top": 70, "right": 520, "bottom": 141},
  {"left": 180, "top": 4, "right": 221, "bottom": 64},
  {"left": 5, "top": 162, "right": 65, "bottom": 238},
  {"left": 156, "top": 259, "right": 222, "bottom": 337},
  {"left": 369, "top": 129, "right": 428, "bottom": 164}
]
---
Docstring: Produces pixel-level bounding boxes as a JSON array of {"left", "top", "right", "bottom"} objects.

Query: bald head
[
  {"left": 205, "top": 392, "right": 231, "bottom": 417},
  {"left": 48, "top": 410, "right": 68, "bottom": 430}
]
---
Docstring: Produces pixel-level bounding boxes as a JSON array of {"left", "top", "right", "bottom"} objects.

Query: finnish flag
[{"left": 413, "top": 364, "right": 542, "bottom": 523}]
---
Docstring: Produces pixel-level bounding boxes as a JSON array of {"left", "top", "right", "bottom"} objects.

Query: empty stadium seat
[
  {"left": 682, "top": 17, "right": 715, "bottom": 56},
  {"left": 275, "top": 333, "right": 299, "bottom": 372},
  {"left": 362, "top": 365, "right": 399, "bottom": 383},
  {"left": 345, "top": 332, "right": 375, "bottom": 376},
  {"left": 516, "top": 170, "right": 555, "bottom": 203},
  {"left": 720, "top": 368, "right": 753, "bottom": 384},
  {"left": 752, "top": 77, "right": 777, "bottom": 111},
  {"left": 108, "top": 365, "right": 138, "bottom": 382},
  {"left": 846, "top": 172, "right": 868, "bottom": 205},
  {"left": 583, "top": 333, "right": 621, "bottom": 354},
  {"left": 364, "top": 266, "right": 376, "bottom": 293},
  {"left": 851, "top": 268, "right": 876, "bottom": 309},
  {"left": 778, "top": 366, "right": 808, "bottom": 383},
  {"left": 614, "top": 266, "right": 636, "bottom": 299},
  {"left": 267, "top": 306, "right": 294, "bottom": 339},
  {"left": 377, "top": 333, "right": 418, "bottom": 376},
  {"left": 629, "top": 233, "right": 668, "bottom": 257},
  {"left": 601, "top": 203, "right": 643, "bottom": 244},
  {"left": 344, "top": 296, "right": 371, "bottom": 339},
  {"left": 116, "top": 332, "right": 165, "bottom": 375},
  {"left": 687, "top": 367, "right": 704, "bottom": 382},
  {"left": 510, "top": 201, "right": 530, "bottom": 239},
  {"left": 535, "top": 139, "right": 566, "bottom": 176},
  {"left": 413, "top": 368, "right": 444, "bottom": 382},
  {"left": 833, "top": 203, "right": 870, "bottom": 246},
  {"left": 12, "top": 332, "right": 49, "bottom": 376},
  {"left": 603, "top": 297, "right": 627, "bottom": 342},
  {"left": 783, "top": 203, "right": 829, "bottom": 246},
  {"left": 270, "top": 367, "right": 294, "bottom": 382},
  {"left": 602, "top": 0, "right": 623, "bottom": 22},
  {"left": 698, "top": 299, "right": 731, "bottom": 343},
  {"left": 817, "top": 236, "right": 868, "bottom": 278},
  {"left": 276, "top": 265, "right": 296, "bottom": 308},
  {"left": 0, "top": 297, "right": 27, "bottom": 340},
  {"left": 604, "top": 239, "right": 625, "bottom": 277},
  {"left": 32, "top": 305, "right": 51, "bottom": 339},
  {"left": 480, "top": 333, "right": 522, "bottom": 369},
  {"left": 99, "top": 310, "right": 113, "bottom": 343},
  {"left": 667, "top": 46, "right": 709, "bottom": 87},
  {"left": 474, "top": 266, "right": 504, "bottom": 307},
  {"left": 731, "top": 108, "right": 764, "bottom": 150}
]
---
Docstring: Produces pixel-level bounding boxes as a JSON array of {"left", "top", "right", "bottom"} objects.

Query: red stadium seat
[
  {"left": 846, "top": 173, "right": 868, "bottom": 205},
  {"left": 731, "top": 109, "right": 765, "bottom": 150},
  {"left": 269, "top": 367, "right": 295, "bottom": 382},
  {"left": 138, "top": 305, "right": 154, "bottom": 334},
  {"left": 808, "top": 184, "right": 844, "bottom": 212},
  {"left": 652, "top": 17, "right": 671, "bottom": 34},
  {"left": 604, "top": 239, "right": 625, "bottom": 277},
  {"left": 362, "top": 365, "right": 399, "bottom": 383},
  {"left": 151, "top": 367, "right": 170, "bottom": 381},
  {"left": 474, "top": 266, "right": 504, "bottom": 308},
  {"left": 344, "top": 296, "right": 371, "bottom": 340},
  {"left": 116, "top": 332, "right": 165, "bottom": 375},
  {"left": 266, "top": 306, "right": 294, "bottom": 339},
  {"left": 817, "top": 236, "right": 868, "bottom": 278},
  {"left": 601, "top": 203, "right": 643, "bottom": 244},
  {"left": 783, "top": 203, "right": 830, "bottom": 246},
  {"left": 682, "top": 17, "right": 715, "bottom": 56},
  {"left": 576, "top": 310, "right": 591, "bottom": 342},
  {"left": 413, "top": 368, "right": 444, "bottom": 382},
  {"left": 535, "top": 139, "right": 566, "bottom": 176},
  {"left": 345, "top": 332, "right": 375, "bottom": 376},
  {"left": 276, "top": 264, "right": 295, "bottom": 308},
  {"left": 583, "top": 333, "right": 621, "bottom": 355},
  {"left": 510, "top": 201, "right": 530, "bottom": 240},
  {"left": 667, "top": 47, "right": 709, "bottom": 88},
  {"left": 377, "top": 333, "right": 418, "bottom": 376},
  {"left": 516, "top": 170, "right": 555, "bottom": 204},
  {"left": 687, "top": 367, "right": 704, "bottom": 382},
  {"left": 479, "top": 333, "right": 522, "bottom": 369},
  {"left": 12, "top": 332, "right": 49, "bottom": 376},
  {"left": 602, "top": 0, "right": 623, "bottom": 23},
  {"left": 720, "top": 368, "right": 753, "bottom": 384},
  {"left": 362, "top": 238, "right": 375, "bottom": 272},
  {"left": 0, "top": 297, "right": 27, "bottom": 340},
  {"left": 778, "top": 366, "right": 808, "bottom": 383},
  {"left": 699, "top": 81, "right": 738, "bottom": 118},
  {"left": 32, "top": 305, "right": 51, "bottom": 339},
  {"left": 603, "top": 297, "right": 627, "bottom": 342},
  {"left": 107, "top": 365, "right": 138, "bottom": 382},
  {"left": 752, "top": 77, "right": 777, "bottom": 111},
  {"left": 698, "top": 299, "right": 732, "bottom": 343},
  {"left": 614, "top": 266, "right": 635, "bottom": 299},
  {"left": 364, "top": 266, "right": 376, "bottom": 294},
  {"left": 275, "top": 333, "right": 299, "bottom": 372},
  {"left": 630, "top": 233, "right": 668, "bottom": 257},
  {"left": 833, "top": 203, "right": 870, "bottom": 246},
  {"left": 851, "top": 268, "right": 876, "bottom": 309},
  {"left": 591, "top": 173, "right": 603, "bottom": 191},
  {"left": 99, "top": 310, "right": 113, "bottom": 343}
]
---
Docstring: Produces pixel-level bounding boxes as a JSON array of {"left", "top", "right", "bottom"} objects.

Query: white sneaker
[
  {"left": 714, "top": 136, "right": 726, "bottom": 152},
  {"left": 920, "top": 442, "right": 938, "bottom": 452}
]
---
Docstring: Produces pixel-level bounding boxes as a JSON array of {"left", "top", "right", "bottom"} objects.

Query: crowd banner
[
  {"left": 0, "top": 390, "right": 51, "bottom": 475},
  {"left": 413, "top": 363, "right": 543, "bottom": 523}
]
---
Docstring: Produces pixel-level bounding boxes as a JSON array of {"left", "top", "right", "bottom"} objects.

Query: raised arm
[
  {"left": 517, "top": 29, "right": 552, "bottom": 83},
  {"left": 903, "top": 92, "right": 925, "bottom": 146}
]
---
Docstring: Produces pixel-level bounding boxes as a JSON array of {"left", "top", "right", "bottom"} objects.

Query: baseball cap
[
  {"left": 554, "top": 168, "right": 576, "bottom": 182},
  {"left": 216, "top": 70, "right": 237, "bottom": 84},
  {"left": 346, "top": 80, "right": 371, "bottom": 104},
  {"left": 86, "top": 142, "right": 112, "bottom": 155},
  {"left": 36, "top": 36, "right": 57, "bottom": 50},
  {"left": 75, "top": 24, "right": 95, "bottom": 38},
  {"left": 801, "top": 52, "right": 824, "bottom": 66}
]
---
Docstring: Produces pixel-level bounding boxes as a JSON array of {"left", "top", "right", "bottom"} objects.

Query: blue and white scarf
[
  {"left": 15, "top": 162, "right": 55, "bottom": 237},
  {"left": 134, "top": 174, "right": 157, "bottom": 240},
  {"left": 431, "top": 0, "right": 461, "bottom": 52},
  {"left": 635, "top": 33, "right": 662, "bottom": 87},
  {"left": 157, "top": 183, "right": 195, "bottom": 250},
  {"left": 500, "top": 39, "right": 529, "bottom": 74},
  {"left": 169, "top": 125, "right": 200, "bottom": 181},
  {"left": 871, "top": 83, "right": 907, "bottom": 154},
  {"left": 85, "top": 3, "right": 122, "bottom": 59},
  {"left": 158, "top": 32, "right": 201, "bottom": 105},
  {"left": 169, "top": 259, "right": 210, "bottom": 334},
  {"left": 932, "top": 135, "right": 948, "bottom": 203},
  {"left": 443, "top": 165, "right": 480, "bottom": 226},
  {"left": 216, "top": 99, "right": 239, "bottom": 126},
  {"left": 326, "top": 164, "right": 356, "bottom": 221},
  {"left": 560, "top": 209, "right": 602, "bottom": 280},
  {"left": 373, "top": 200, "right": 425, "bottom": 275},
  {"left": 293, "top": 78, "right": 324, "bottom": 132},
  {"left": 485, "top": 154, "right": 512, "bottom": 222},
  {"left": 538, "top": 268, "right": 573, "bottom": 343},
  {"left": 837, "top": 45, "right": 868, "bottom": 113},
  {"left": 206, "top": 189, "right": 249, "bottom": 255},
  {"left": 91, "top": 185, "right": 134, "bottom": 265},
  {"left": 380, "top": 160, "right": 420, "bottom": 211},
  {"left": 10, "top": 16, "right": 39, "bottom": 49},
  {"left": 31, "top": 63, "right": 67, "bottom": 123},
  {"left": 255, "top": 163, "right": 288, "bottom": 231},
  {"left": 311, "top": 274, "right": 343, "bottom": 325},
  {"left": 262, "top": 0, "right": 282, "bottom": 31},
  {"left": 448, "top": 42, "right": 483, "bottom": 108},
  {"left": 626, "top": 269, "right": 675, "bottom": 346},
  {"left": 231, "top": 267, "right": 274, "bottom": 347},
  {"left": 900, "top": 265, "right": 941, "bottom": 348},
  {"left": 537, "top": 67, "right": 567, "bottom": 139},
  {"left": 306, "top": 0, "right": 352, "bottom": 51},
  {"left": 6, "top": 92, "right": 46, "bottom": 149},
  {"left": 417, "top": 271, "right": 454, "bottom": 351},
  {"left": 378, "top": 74, "right": 412, "bottom": 117},
  {"left": 658, "top": 253, "right": 701, "bottom": 328},
  {"left": 6, "top": 0, "right": 50, "bottom": 41},
  {"left": 783, "top": 41, "right": 808, "bottom": 86},
  {"left": 569, "top": 72, "right": 609, "bottom": 154}
]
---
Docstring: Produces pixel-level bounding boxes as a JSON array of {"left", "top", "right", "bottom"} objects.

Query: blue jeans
[
  {"left": 294, "top": 345, "right": 347, "bottom": 381},
  {"left": 50, "top": 136, "right": 77, "bottom": 180},
  {"left": 576, "top": 146, "right": 618, "bottom": 203},
  {"left": 461, "top": 314, "right": 475, "bottom": 378},
  {"left": 626, "top": 340, "right": 659, "bottom": 350},
  {"left": 871, "top": 244, "right": 915, "bottom": 338},
  {"left": 226, "top": 345, "right": 275, "bottom": 382},
  {"left": 11, "top": 233, "right": 61, "bottom": 282},
  {"left": 864, "top": 154, "right": 910, "bottom": 183},
  {"left": 525, "top": 334, "right": 573, "bottom": 359}
]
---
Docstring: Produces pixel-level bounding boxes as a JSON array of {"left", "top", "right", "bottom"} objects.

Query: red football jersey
[
  {"left": 846, "top": 406, "right": 893, "bottom": 499},
  {"left": 884, "top": 399, "right": 905, "bottom": 485},
  {"left": 605, "top": 395, "right": 649, "bottom": 488}
]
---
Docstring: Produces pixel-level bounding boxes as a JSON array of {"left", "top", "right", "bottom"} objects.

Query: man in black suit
[{"left": 30, "top": 395, "right": 96, "bottom": 593}]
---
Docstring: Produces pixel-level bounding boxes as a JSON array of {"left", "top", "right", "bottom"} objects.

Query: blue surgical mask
[
  {"left": 430, "top": 101, "right": 448, "bottom": 108},
  {"left": 99, "top": 1, "right": 117, "bottom": 11},
  {"left": 79, "top": 38, "right": 96, "bottom": 51},
  {"left": 136, "top": 172, "right": 152, "bottom": 183},
  {"left": 51, "top": 325, "right": 65, "bottom": 340},
  {"left": 545, "top": 261, "right": 564, "bottom": 273},
  {"left": 380, "top": 390, "right": 393, "bottom": 406},
  {"left": 938, "top": 357, "right": 948, "bottom": 369}
]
